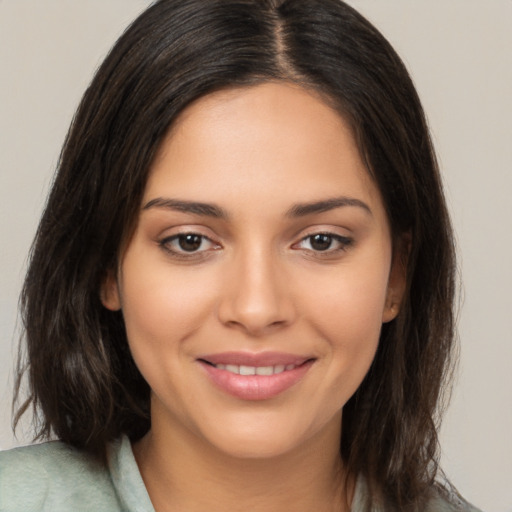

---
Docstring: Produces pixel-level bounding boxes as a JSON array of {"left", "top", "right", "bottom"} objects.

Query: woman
[{"left": 1, "top": 1, "right": 481, "bottom": 511}]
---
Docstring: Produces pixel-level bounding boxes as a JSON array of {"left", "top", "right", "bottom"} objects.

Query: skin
[{"left": 102, "top": 82, "right": 405, "bottom": 512}]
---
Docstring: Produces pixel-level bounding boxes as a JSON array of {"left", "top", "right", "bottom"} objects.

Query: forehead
[
  {"left": 145, "top": 82, "right": 383, "bottom": 217},
  {"left": 169, "top": 82, "right": 346, "bottom": 142}
]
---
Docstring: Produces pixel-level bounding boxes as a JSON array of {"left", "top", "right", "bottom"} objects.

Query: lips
[{"left": 197, "top": 352, "right": 315, "bottom": 401}]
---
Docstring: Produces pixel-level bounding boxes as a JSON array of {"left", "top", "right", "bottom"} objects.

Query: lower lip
[{"left": 198, "top": 360, "right": 314, "bottom": 401}]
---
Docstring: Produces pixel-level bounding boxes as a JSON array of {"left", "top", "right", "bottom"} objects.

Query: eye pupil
[
  {"left": 178, "top": 234, "right": 202, "bottom": 252},
  {"left": 310, "top": 234, "right": 332, "bottom": 251}
]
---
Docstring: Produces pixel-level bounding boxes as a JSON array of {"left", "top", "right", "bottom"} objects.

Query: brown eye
[
  {"left": 178, "top": 234, "right": 203, "bottom": 252},
  {"left": 159, "top": 232, "right": 220, "bottom": 257},
  {"left": 309, "top": 234, "right": 333, "bottom": 251},
  {"left": 293, "top": 232, "right": 353, "bottom": 254}
]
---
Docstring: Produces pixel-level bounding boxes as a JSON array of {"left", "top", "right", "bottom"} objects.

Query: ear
[
  {"left": 382, "top": 234, "right": 410, "bottom": 323},
  {"left": 100, "top": 270, "right": 122, "bottom": 311}
]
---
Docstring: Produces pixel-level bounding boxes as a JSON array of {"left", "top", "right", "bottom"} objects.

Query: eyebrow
[
  {"left": 142, "top": 197, "right": 228, "bottom": 218},
  {"left": 286, "top": 197, "right": 372, "bottom": 217},
  {"left": 142, "top": 195, "right": 372, "bottom": 219}
]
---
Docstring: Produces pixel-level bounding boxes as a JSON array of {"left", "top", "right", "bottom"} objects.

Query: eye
[
  {"left": 160, "top": 233, "right": 220, "bottom": 256},
  {"left": 294, "top": 233, "right": 353, "bottom": 253}
]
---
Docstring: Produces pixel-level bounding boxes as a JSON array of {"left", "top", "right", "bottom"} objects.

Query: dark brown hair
[{"left": 15, "top": 0, "right": 456, "bottom": 510}]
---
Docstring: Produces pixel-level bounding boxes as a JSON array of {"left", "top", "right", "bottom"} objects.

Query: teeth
[
  {"left": 255, "top": 366, "right": 273, "bottom": 376},
  {"left": 214, "top": 364, "right": 297, "bottom": 375},
  {"left": 239, "top": 365, "right": 256, "bottom": 375}
]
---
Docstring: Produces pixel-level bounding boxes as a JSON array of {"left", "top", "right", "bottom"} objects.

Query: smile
[{"left": 197, "top": 353, "right": 315, "bottom": 401}]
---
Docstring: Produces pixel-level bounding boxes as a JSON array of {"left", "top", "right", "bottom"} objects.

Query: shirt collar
[{"left": 107, "top": 436, "right": 155, "bottom": 512}]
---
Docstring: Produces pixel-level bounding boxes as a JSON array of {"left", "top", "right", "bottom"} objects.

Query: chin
[
  {"left": 209, "top": 430, "right": 304, "bottom": 460},
  {"left": 197, "top": 409, "right": 336, "bottom": 461}
]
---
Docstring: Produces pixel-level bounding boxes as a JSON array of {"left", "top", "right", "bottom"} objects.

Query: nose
[{"left": 217, "top": 245, "right": 296, "bottom": 336}]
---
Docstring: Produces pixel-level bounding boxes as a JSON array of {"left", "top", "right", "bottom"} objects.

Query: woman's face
[{"left": 103, "top": 82, "right": 404, "bottom": 459}]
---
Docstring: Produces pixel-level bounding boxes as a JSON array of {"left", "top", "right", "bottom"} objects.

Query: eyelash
[
  {"left": 293, "top": 232, "right": 353, "bottom": 256},
  {"left": 158, "top": 231, "right": 353, "bottom": 259},
  {"left": 159, "top": 233, "right": 220, "bottom": 259}
]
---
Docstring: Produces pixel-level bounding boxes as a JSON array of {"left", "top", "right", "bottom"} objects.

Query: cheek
[
  {"left": 117, "top": 253, "right": 222, "bottom": 413},
  {"left": 305, "top": 257, "right": 390, "bottom": 338},
  {"left": 118, "top": 249, "right": 219, "bottom": 355},
  {"left": 298, "top": 252, "right": 391, "bottom": 395},
  {"left": 313, "top": 280, "right": 384, "bottom": 372}
]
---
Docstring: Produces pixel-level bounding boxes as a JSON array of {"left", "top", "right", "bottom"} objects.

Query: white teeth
[
  {"left": 256, "top": 366, "right": 274, "bottom": 376},
  {"left": 239, "top": 365, "right": 256, "bottom": 375},
  {"left": 214, "top": 364, "right": 297, "bottom": 375}
]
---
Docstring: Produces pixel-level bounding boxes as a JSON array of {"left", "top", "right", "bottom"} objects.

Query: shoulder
[
  {"left": 352, "top": 476, "right": 483, "bottom": 512},
  {"left": 0, "top": 441, "right": 121, "bottom": 512},
  {"left": 424, "top": 484, "right": 483, "bottom": 512}
]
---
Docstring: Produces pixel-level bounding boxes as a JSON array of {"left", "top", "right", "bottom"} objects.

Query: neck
[{"left": 133, "top": 411, "right": 352, "bottom": 512}]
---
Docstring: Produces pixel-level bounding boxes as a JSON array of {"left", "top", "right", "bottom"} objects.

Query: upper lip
[{"left": 198, "top": 351, "right": 314, "bottom": 367}]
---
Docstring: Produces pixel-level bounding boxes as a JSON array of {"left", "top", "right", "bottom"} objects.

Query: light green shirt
[
  {"left": 0, "top": 437, "right": 152, "bottom": 511},
  {"left": 0, "top": 436, "right": 481, "bottom": 511}
]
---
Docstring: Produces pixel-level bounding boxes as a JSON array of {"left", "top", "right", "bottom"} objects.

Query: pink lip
[{"left": 197, "top": 352, "right": 315, "bottom": 401}]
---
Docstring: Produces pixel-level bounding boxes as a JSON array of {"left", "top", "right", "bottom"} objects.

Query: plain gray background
[{"left": 1, "top": 2, "right": 510, "bottom": 511}]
